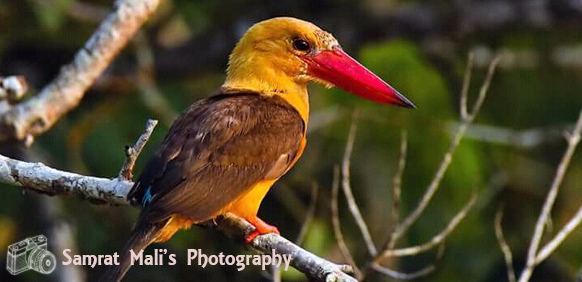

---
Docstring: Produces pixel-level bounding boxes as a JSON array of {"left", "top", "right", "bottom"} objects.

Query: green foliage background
[{"left": 0, "top": 0, "right": 581, "bottom": 282}]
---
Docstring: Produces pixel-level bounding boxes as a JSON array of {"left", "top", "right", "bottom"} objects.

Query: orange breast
[
  {"left": 154, "top": 137, "right": 306, "bottom": 242},
  {"left": 224, "top": 136, "right": 307, "bottom": 218}
]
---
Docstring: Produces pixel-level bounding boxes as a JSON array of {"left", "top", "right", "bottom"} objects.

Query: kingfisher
[{"left": 100, "top": 17, "right": 414, "bottom": 282}]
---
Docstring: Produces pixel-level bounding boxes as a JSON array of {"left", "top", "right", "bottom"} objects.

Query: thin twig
[
  {"left": 387, "top": 131, "right": 407, "bottom": 249},
  {"left": 389, "top": 57, "right": 499, "bottom": 246},
  {"left": 360, "top": 132, "right": 408, "bottom": 280},
  {"left": 449, "top": 122, "right": 575, "bottom": 149},
  {"left": 342, "top": 115, "right": 378, "bottom": 257},
  {"left": 296, "top": 182, "right": 319, "bottom": 246},
  {"left": 468, "top": 57, "right": 498, "bottom": 121},
  {"left": 460, "top": 53, "right": 474, "bottom": 120},
  {"left": 360, "top": 55, "right": 496, "bottom": 280},
  {"left": 371, "top": 263, "right": 435, "bottom": 280},
  {"left": 495, "top": 205, "right": 517, "bottom": 282},
  {"left": 535, "top": 203, "right": 582, "bottom": 265},
  {"left": 518, "top": 109, "right": 582, "bottom": 282},
  {"left": 380, "top": 190, "right": 477, "bottom": 258},
  {"left": 372, "top": 243, "right": 445, "bottom": 280},
  {"left": 331, "top": 166, "right": 363, "bottom": 280},
  {"left": 119, "top": 119, "right": 158, "bottom": 181}
]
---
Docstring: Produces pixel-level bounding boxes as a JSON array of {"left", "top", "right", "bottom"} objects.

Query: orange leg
[{"left": 245, "top": 214, "right": 280, "bottom": 243}]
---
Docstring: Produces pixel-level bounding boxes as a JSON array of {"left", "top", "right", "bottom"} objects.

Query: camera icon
[{"left": 6, "top": 235, "right": 56, "bottom": 275}]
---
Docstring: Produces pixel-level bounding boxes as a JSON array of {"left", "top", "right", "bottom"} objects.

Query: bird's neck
[{"left": 222, "top": 68, "right": 310, "bottom": 123}]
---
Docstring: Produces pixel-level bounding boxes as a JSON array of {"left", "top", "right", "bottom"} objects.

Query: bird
[{"left": 99, "top": 17, "right": 414, "bottom": 282}]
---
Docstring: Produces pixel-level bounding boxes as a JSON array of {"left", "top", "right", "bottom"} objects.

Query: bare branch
[
  {"left": 218, "top": 213, "right": 356, "bottom": 282},
  {"left": 119, "top": 119, "right": 158, "bottom": 181},
  {"left": 449, "top": 122, "right": 575, "bottom": 149},
  {"left": 360, "top": 132, "right": 409, "bottom": 280},
  {"left": 331, "top": 166, "right": 362, "bottom": 280},
  {"left": 296, "top": 182, "right": 319, "bottom": 245},
  {"left": 390, "top": 57, "right": 499, "bottom": 246},
  {"left": 0, "top": 154, "right": 131, "bottom": 205},
  {"left": 341, "top": 115, "right": 377, "bottom": 257},
  {"left": 357, "top": 55, "right": 495, "bottom": 281},
  {"left": 0, "top": 134, "right": 357, "bottom": 282},
  {"left": 371, "top": 263, "right": 436, "bottom": 280},
  {"left": 460, "top": 53, "right": 474, "bottom": 120},
  {"left": 535, "top": 203, "right": 582, "bottom": 265},
  {"left": 495, "top": 206, "right": 517, "bottom": 282},
  {"left": 0, "top": 0, "right": 164, "bottom": 142},
  {"left": 372, "top": 244, "right": 445, "bottom": 280},
  {"left": 469, "top": 57, "right": 500, "bottom": 121},
  {"left": 380, "top": 191, "right": 476, "bottom": 258},
  {"left": 518, "top": 109, "right": 582, "bottom": 282},
  {"left": 386, "top": 131, "right": 407, "bottom": 249}
]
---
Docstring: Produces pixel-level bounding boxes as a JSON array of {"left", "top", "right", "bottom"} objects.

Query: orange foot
[{"left": 245, "top": 215, "right": 280, "bottom": 243}]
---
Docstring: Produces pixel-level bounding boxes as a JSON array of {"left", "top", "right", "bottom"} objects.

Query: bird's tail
[{"left": 98, "top": 219, "right": 167, "bottom": 282}]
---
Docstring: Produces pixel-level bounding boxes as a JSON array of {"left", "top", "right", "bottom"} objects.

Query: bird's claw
[{"left": 244, "top": 215, "right": 279, "bottom": 244}]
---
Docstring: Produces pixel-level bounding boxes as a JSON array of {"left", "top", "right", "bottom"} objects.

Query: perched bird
[{"left": 100, "top": 17, "right": 414, "bottom": 282}]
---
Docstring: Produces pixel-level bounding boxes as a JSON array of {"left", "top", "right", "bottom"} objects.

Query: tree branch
[
  {"left": 295, "top": 182, "right": 319, "bottom": 246},
  {"left": 371, "top": 263, "right": 435, "bottom": 280},
  {"left": 0, "top": 154, "right": 131, "bottom": 205},
  {"left": 0, "top": 121, "right": 357, "bottom": 282},
  {"left": 371, "top": 243, "right": 445, "bottom": 281},
  {"left": 217, "top": 213, "right": 356, "bottom": 282},
  {"left": 331, "top": 165, "right": 363, "bottom": 280},
  {"left": 119, "top": 119, "right": 158, "bottom": 181},
  {"left": 388, "top": 55, "right": 499, "bottom": 248},
  {"left": 380, "top": 191, "right": 477, "bottom": 258},
  {"left": 535, "top": 203, "right": 582, "bottom": 265},
  {"left": 518, "top": 109, "right": 582, "bottom": 282},
  {"left": 348, "top": 54, "right": 497, "bottom": 281},
  {"left": 494, "top": 206, "right": 517, "bottom": 282},
  {"left": 0, "top": 0, "right": 164, "bottom": 142},
  {"left": 341, "top": 113, "right": 378, "bottom": 257}
]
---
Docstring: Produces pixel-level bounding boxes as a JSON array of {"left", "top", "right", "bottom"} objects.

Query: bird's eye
[{"left": 292, "top": 38, "right": 311, "bottom": 51}]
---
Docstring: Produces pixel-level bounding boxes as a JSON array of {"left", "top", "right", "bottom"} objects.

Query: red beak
[{"left": 301, "top": 47, "right": 415, "bottom": 108}]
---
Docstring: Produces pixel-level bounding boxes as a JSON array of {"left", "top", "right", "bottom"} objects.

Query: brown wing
[{"left": 128, "top": 93, "right": 305, "bottom": 223}]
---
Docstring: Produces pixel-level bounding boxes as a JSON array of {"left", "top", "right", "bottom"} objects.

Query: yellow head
[
  {"left": 224, "top": 17, "right": 336, "bottom": 92},
  {"left": 222, "top": 17, "right": 415, "bottom": 121}
]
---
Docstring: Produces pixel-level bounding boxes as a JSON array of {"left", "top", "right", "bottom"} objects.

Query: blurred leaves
[
  {"left": 30, "top": 0, "right": 75, "bottom": 32},
  {"left": 1, "top": 1, "right": 582, "bottom": 282},
  {"left": 359, "top": 40, "right": 452, "bottom": 119}
]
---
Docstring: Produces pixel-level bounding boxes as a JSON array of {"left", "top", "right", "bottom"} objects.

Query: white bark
[
  {"left": 0, "top": 154, "right": 131, "bottom": 205},
  {"left": 0, "top": 152, "right": 356, "bottom": 282},
  {"left": 0, "top": 0, "right": 164, "bottom": 142}
]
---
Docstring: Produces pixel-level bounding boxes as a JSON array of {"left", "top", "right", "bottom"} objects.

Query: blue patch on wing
[{"left": 142, "top": 187, "right": 153, "bottom": 207}]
